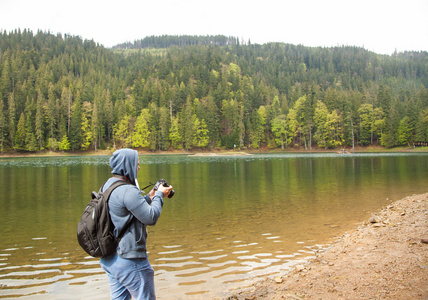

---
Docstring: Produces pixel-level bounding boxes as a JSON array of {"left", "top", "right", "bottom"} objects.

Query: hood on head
[{"left": 110, "top": 148, "right": 139, "bottom": 184}]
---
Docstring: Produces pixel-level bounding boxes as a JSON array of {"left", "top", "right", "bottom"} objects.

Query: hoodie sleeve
[{"left": 123, "top": 186, "right": 164, "bottom": 225}]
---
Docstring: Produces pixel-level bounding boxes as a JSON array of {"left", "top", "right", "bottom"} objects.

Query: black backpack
[{"left": 77, "top": 180, "right": 130, "bottom": 257}]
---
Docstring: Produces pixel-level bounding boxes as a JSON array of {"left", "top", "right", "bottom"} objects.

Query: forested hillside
[
  {"left": 0, "top": 29, "right": 427, "bottom": 153},
  {"left": 113, "top": 35, "right": 239, "bottom": 49}
]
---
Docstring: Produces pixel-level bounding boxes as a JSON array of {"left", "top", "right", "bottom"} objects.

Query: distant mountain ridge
[{"left": 112, "top": 35, "right": 240, "bottom": 49}]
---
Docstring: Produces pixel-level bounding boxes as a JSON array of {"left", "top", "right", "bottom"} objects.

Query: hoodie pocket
[{"left": 135, "top": 224, "right": 146, "bottom": 242}]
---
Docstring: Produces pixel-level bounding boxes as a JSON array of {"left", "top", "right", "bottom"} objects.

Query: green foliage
[
  {"left": 81, "top": 115, "right": 92, "bottom": 150},
  {"left": 397, "top": 116, "right": 413, "bottom": 146},
  {"left": 14, "top": 113, "right": 26, "bottom": 151},
  {"left": 69, "top": 98, "right": 83, "bottom": 151},
  {"left": 193, "top": 118, "right": 209, "bottom": 148},
  {"left": 114, "top": 115, "right": 132, "bottom": 148},
  {"left": 113, "top": 35, "right": 239, "bottom": 50},
  {"left": 358, "top": 104, "right": 374, "bottom": 146},
  {"left": 271, "top": 115, "right": 288, "bottom": 149},
  {"left": 132, "top": 109, "right": 151, "bottom": 148},
  {"left": 314, "top": 101, "right": 329, "bottom": 148},
  {"left": 415, "top": 110, "right": 428, "bottom": 142},
  {"left": 0, "top": 30, "right": 427, "bottom": 152},
  {"left": 325, "top": 110, "right": 344, "bottom": 148},
  {"left": 59, "top": 135, "right": 70, "bottom": 151},
  {"left": 0, "top": 99, "right": 6, "bottom": 152},
  {"left": 169, "top": 116, "right": 182, "bottom": 150},
  {"left": 47, "top": 138, "right": 59, "bottom": 151}
]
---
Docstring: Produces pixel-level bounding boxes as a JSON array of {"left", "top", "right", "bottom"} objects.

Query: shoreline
[
  {"left": 226, "top": 193, "right": 428, "bottom": 300},
  {"left": 1, "top": 146, "right": 427, "bottom": 158}
]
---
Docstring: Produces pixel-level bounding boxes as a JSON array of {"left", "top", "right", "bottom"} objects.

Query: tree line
[
  {"left": 0, "top": 29, "right": 427, "bottom": 153},
  {"left": 113, "top": 35, "right": 239, "bottom": 50}
]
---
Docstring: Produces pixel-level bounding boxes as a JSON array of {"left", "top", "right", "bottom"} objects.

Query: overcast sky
[{"left": 1, "top": 0, "right": 427, "bottom": 55}]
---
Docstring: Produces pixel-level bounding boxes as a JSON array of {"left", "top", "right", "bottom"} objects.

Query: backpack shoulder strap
[
  {"left": 101, "top": 179, "right": 133, "bottom": 240},
  {"left": 100, "top": 179, "right": 128, "bottom": 195}
]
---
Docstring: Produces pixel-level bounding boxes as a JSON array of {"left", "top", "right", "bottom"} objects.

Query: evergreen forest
[{"left": 0, "top": 30, "right": 427, "bottom": 153}]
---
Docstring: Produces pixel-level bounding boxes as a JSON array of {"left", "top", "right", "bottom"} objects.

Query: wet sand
[{"left": 226, "top": 193, "right": 428, "bottom": 300}]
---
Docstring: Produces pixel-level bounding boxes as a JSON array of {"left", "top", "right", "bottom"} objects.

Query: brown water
[{"left": 0, "top": 153, "right": 427, "bottom": 299}]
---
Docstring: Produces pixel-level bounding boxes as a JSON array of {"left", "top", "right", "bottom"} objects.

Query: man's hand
[
  {"left": 149, "top": 184, "right": 173, "bottom": 199},
  {"left": 158, "top": 184, "right": 173, "bottom": 198}
]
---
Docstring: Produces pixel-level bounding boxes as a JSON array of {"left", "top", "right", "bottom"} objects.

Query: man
[{"left": 100, "top": 148, "right": 172, "bottom": 300}]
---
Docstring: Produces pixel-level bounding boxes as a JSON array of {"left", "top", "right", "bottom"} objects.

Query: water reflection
[{"left": 0, "top": 153, "right": 427, "bottom": 299}]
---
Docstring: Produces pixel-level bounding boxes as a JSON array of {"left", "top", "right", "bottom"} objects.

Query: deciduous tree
[
  {"left": 132, "top": 109, "right": 151, "bottom": 148},
  {"left": 271, "top": 114, "right": 289, "bottom": 149}
]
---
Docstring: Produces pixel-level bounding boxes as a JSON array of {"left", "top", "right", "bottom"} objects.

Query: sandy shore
[
  {"left": 0, "top": 145, "right": 427, "bottom": 158},
  {"left": 190, "top": 152, "right": 252, "bottom": 156},
  {"left": 226, "top": 193, "right": 428, "bottom": 300}
]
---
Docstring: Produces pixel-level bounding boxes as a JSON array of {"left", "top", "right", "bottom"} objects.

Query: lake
[{"left": 0, "top": 153, "right": 427, "bottom": 299}]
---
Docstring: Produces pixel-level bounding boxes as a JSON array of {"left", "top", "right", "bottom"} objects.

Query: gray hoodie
[{"left": 103, "top": 148, "right": 164, "bottom": 258}]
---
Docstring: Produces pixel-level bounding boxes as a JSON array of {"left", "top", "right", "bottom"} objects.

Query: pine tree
[
  {"left": 91, "top": 100, "right": 100, "bottom": 151},
  {"left": 46, "top": 83, "right": 58, "bottom": 140},
  {"left": 0, "top": 99, "right": 6, "bottom": 152},
  {"left": 158, "top": 106, "right": 170, "bottom": 150},
  {"left": 8, "top": 92, "right": 16, "bottom": 148},
  {"left": 415, "top": 111, "right": 428, "bottom": 142},
  {"left": 271, "top": 96, "right": 281, "bottom": 119},
  {"left": 14, "top": 113, "right": 26, "bottom": 151},
  {"left": 377, "top": 85, "right": 391, "bottom": 118},
  {"left": 148, "top": 102, "right": 159, "bottom": 151},
  {"left": 114, "top": 115, "right": 131, "bottom": 148},
  {"left": 193, "top": 118, "right": 209, "bottom": 149},
  {"left": 287, "top": 107, "right": 299, "bottom": 147},
  {"left": 381, "top": 108, "right": 399, "bottom": 148},
  {"left": 69, "top": 96, "right": 83, "bottom": 151},
  {"left": 358, "top": 104, "right": 373, "bottom": 146},
  {"left": 183, "top": 98, "right": 195, "bottom": 150},
  {"left": 169, "top": 116, "right": 182, "bottom": 150},
  {"left": 35, "top": 90, "right": 44, "bottom": 150},
  {"left": 238, "top": 105, "right": 245, "bottom": 148},
  {"left": 104, "top": 89, "right": 114, "bottom": 140},
  {"left": 24, "top": 104, "right": 38, "bottom": 152},
  {"left": 416, "top": 85, "right": 428, "bottom": 108},
  {"left": 220, "top": 98, "right": 240, "bottom": 148},
  {"left": 202, "top": 95, "right": 220, "bottom": 148},
  {"left": 1, "top": 55, "right": 12, "bottom": 96},
  {"left": 249, "top": 108, "right": 264, "bottom": 149},
  {"left": 371, "top": 107, "right": 385, "bottom": 144},
  {"left": 397, "top": 116, "right": 412, "bottom": 146},
  {"left": 61, "top": 86, "right": 73, "bottom": 135}
]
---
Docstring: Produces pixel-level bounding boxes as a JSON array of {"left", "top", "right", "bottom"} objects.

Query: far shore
[{"left": 0, "top": 145, "right": 427, "bottom": 158}]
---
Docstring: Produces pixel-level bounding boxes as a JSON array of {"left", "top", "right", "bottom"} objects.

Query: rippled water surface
[{"left": 0, "top": 153, "right": 427, "bottom": 299}]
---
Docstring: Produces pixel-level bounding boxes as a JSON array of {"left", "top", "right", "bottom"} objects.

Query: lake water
[{"left": 0, "top": 153, "right": 427, "bottom": 299}]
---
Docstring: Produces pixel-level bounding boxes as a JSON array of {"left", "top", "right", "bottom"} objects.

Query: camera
[{"left": 153, "top": 179, "right": 175, "bottom": 198}]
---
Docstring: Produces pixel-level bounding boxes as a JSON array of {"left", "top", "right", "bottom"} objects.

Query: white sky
[{"left": 1, "top": 0, "right": 427, "bottom": 55}]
